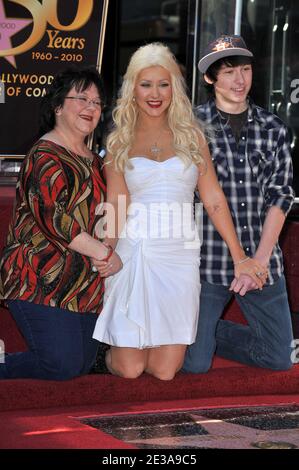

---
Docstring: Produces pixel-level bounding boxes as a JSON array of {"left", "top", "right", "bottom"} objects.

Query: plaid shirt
[{"left": 196, "top": 98, "right": 295, "bottom": 286}]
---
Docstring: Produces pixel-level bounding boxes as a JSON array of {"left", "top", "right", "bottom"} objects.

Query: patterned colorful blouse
[{"left": 0, "top": 139, "right": 106, "bottom": 314}]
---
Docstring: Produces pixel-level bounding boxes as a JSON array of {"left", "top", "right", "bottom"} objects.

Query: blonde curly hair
[{"left": 106, "top": 42, "right": 205, "bottom": 171}]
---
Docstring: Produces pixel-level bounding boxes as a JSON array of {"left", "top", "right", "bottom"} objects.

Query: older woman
[
  {"left": 0, "top": 66, "right": 122, "bottom": 380},
  {"left": 92, "top": 43, "right": 266, "bottom": 380}
]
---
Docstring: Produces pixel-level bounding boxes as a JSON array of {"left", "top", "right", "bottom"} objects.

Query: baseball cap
[{"left": 198, "top": 35, "right": 253, "bottom": 73}]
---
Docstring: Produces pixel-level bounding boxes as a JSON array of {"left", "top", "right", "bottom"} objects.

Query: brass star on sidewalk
[
  {"left": 0, "top": 0, "right": 32, "bottom": 68},
  {"left": 130, "top": 413, "right": 299, "bottom": 449}
]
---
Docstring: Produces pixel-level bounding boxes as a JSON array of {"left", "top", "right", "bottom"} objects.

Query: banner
[{"left": 0, "top": 0, "right": 108, "bottom": 158}]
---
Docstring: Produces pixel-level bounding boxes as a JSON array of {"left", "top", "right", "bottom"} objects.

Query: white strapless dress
[{"left": 93, "top": 156, "right": 201, "bottom": 348}]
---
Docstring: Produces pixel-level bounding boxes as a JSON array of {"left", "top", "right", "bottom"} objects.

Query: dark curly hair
[{"left": 39, "top": 65, "right": 106, "bottom": 134}]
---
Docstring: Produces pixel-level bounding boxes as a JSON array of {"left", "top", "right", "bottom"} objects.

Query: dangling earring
[{"left": 132, "top": 97, "right": 136, "bottom": 102}]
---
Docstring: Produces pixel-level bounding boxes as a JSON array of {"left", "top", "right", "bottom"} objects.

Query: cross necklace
[
  {"left": 150, "top": 142, "right": 162, "bottom": 158},
  {"left": 149, "top": 128, "right": 165, "bottom": 159}
]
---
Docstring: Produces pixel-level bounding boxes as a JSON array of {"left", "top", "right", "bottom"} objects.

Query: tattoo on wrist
[{"left": 209, "top": 204, "right": 221, "bottom": 216}]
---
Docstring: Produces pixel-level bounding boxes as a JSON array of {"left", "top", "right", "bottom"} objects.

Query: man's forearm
[{"left": 254, "top": 206, "right": 286, "bottom": 263}]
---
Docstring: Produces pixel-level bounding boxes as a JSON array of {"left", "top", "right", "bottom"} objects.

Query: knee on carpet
[
  {"left": 38, "top": 355, "right": 84, "bottom": 381},
  {"left": 253, "top": 346, "right": 294, "bottom": 371},
  {"left": 181, "top": 363, "right": 211, "bottom": 374},
  {"left": 147, "top": 365, "right": 178, "bottom": 381},
  {"left": 182, "top": 356, "right": 212, "bottom": 374},
  {"left": 264, "top": 356, "right": 293, "bottom": 371},
  {"left": 113, "top": 362, "right": 145, "bottom": 379}
]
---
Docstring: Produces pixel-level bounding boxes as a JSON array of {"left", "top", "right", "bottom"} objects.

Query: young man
[{"left": 183, "top": 35, "right": 295, "bottom": 373}]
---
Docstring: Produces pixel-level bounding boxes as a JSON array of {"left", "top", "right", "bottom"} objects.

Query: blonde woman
[{"left": 92, "top": 43, "right": 266, "bottom": 380}]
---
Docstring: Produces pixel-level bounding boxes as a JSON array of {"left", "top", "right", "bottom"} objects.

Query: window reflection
[
  {"left": 243, "top": 0, "right": 299, "bottom": 195},
  {"left": 119, "top": 0, "right": 190, "bottom": 82}
]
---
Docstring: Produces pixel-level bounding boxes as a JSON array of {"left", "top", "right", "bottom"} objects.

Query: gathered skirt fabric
[{"left": 93, "top": 156, "right": 201, "bottom": 349}]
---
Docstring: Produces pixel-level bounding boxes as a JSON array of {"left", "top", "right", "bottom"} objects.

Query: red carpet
[
  {"left": 0, "top": 405, "right": 135, "bottom": 449},
  {"left": 1, "top": 358, "right": 299, "bottom": 413}
]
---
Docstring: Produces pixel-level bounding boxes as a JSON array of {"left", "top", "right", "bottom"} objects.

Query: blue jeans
[
  {"left": 0, "top": 300, "right": 98, "bottom": 380},
  {"left": 183, "top": 276, "right": 294, "bottom": 373}
]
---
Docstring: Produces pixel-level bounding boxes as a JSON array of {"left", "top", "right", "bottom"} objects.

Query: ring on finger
[{"left": 256, "top": 271, "right": 264, "bottom": 277}]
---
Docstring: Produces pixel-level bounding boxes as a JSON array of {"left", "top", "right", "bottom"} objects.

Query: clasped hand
[
  {"left": 230, "top": 257, "right": 268, "bottom": 296},
  {"left": 91, "top": 251, "right": 123, "bottom": 277}
]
